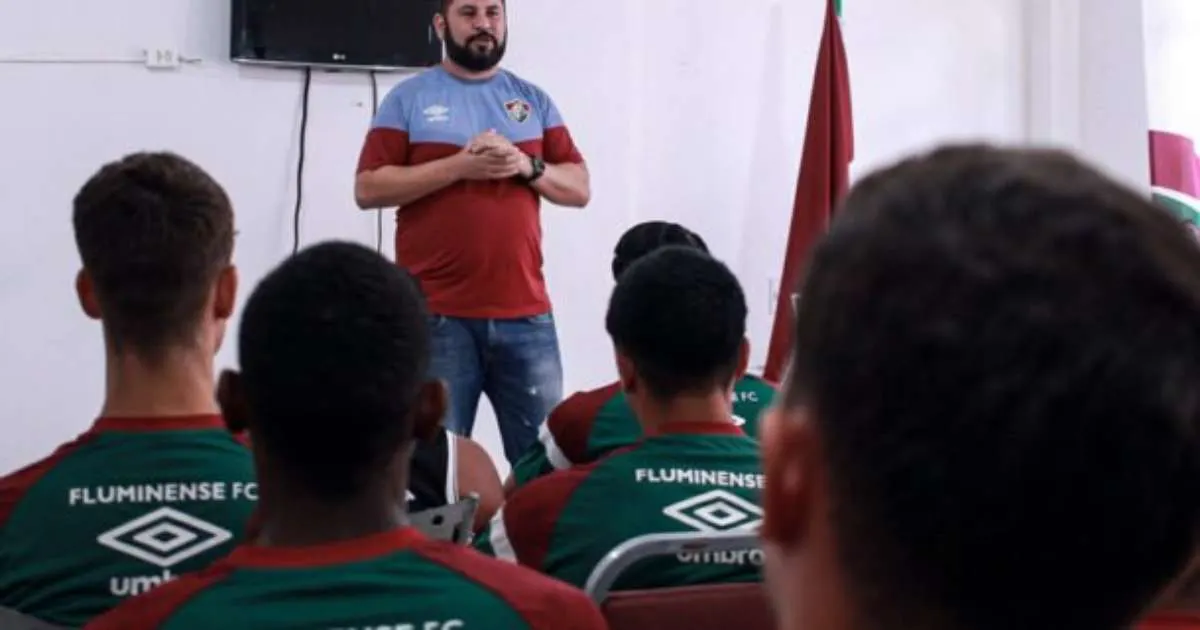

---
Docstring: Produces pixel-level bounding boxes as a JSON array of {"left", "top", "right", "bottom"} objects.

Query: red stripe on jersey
[
  {"left": 1140, "top": 613, "right": 1200, "bottom": 629},
  {"left": 501, "top": 464, "right": 596, "bottom": 571},
  {"left": 91, "top": 414, "right": 226, "bottom": 433},
  {"left": 392, "top": 138, "right": 550, "bottom": 318},
  {"left": 653, "top": 421, "right": 746, "bottom": 437},
  {"left": 222, "top": 527, "right": 425, "bottom": 568},
  {"left": 2, "top": 415, "right": 236, "bottom": 531},
  {"left": 543, "top": 126, "right": 584, "bottom": 165},
  {"left": 357, "top": 128, "right": 410, "bottom": 173},
  {"left": 0, "top": 436, "right": 94, "bottom": 530},
  {"left": 546, "top": 382, "right": 622, "bottom": 464},
  {"left": 413, "top": 539, "right": 607, "bottom": 630},
  {"left": 82, "top": 564, "right": 234, "bottom": 630}
]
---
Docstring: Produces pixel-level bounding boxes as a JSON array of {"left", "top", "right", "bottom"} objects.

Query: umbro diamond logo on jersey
[
  {"left": 661, "top": 489, "right": 762, "bottom": 532},
  {"left": 97, "top": 506, "right": 233, "bottom": 568}
]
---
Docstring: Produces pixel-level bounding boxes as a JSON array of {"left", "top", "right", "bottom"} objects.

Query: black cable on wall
[
  {"left": 292, "top": 66, "right": 312, "bottom": 255},
  {"left": 370, "top": 70, "right": 383, "bottom": 253}
]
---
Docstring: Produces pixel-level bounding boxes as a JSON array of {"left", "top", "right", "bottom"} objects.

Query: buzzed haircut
[
  {"left": 786, "top": 144, "right": 1200, "bottom": 630},
  {"left": 72, "top": 151, "right": 234, "bottom": 359},
  {"left": 237, "top": 241, "right": 431, "bottom": 501},
  {"left": 606, "top": 246, "right": 746, "bottom": 400},
  {"left": 611, "top": 221, "right": 709, "bottom": 281}
]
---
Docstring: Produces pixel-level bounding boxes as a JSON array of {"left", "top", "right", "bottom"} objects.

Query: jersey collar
[
  {"left": 223, "top": 527, "right": 427, "bottom": 569},
  {"left": 91, "top": 414, "right": 226, "bottom": 433},
  {"left": 1139, "top": 612, "right": 1200, "bottom": 629},
  {"left": 652, "top": 421, "right": 745, "bottom": 437}
]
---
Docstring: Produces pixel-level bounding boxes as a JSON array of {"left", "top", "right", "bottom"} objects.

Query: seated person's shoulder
[
  {"left": 551, "top": 383, "right": 623, "bottom": 429},
  {"left": 0, "top": 435, "right": 95, "bottom": 528},
  {"left": 451, "top": 434, "right": 503, "bottom": 530},
  {"left": 412, "top": 538, "right": 606, "bottom": 629},
  {"left": 547, "top": 383, "right": 629, "bottom": 456}
]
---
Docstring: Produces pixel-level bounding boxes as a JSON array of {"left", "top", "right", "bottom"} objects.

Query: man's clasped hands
[{"left": 456, "top": 129, "right": 535, "bottom": 180}]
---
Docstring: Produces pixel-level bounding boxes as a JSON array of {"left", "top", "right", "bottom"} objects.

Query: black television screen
[{"left": 231, "top": 0, "right": 443, "bottom": 71}]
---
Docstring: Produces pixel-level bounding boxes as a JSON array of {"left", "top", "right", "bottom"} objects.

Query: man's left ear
[
  {"left": 75, "top": 270, "right": 102, "bottom": 320},
  {"left": 216, "top": 370, "right": 250, "bottom": 434},
  {"left": 614, "top": 349, "right": 638, "bottom": 396},
  {"left": 432, "top": 12, "right": 447, "bottom": 41},
  {"left": 736, "top": 337, "right": 750, "bottom": 379},
  {"left": 760, "top": 404, "right": 818, "bottom": 550},
  {"left": 214, "top": 265, "right": 238, "bottom": 320},
  {"left": 412, "top": 379, "right": 449, "bottom": 442}
]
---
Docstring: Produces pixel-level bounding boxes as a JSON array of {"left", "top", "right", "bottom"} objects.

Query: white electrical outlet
[{"left": 144, "top": 48, "right": 181, "bottom": 69}]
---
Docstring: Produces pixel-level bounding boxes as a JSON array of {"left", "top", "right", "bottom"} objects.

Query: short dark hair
[
  {"left": 440, "top": 0, "right": 504, "bottom": 14},
  {"left": 787, "top": 144, "right": 1200, "bottom": 630},
  {"left": 72, "top": 152, "right": 234, "bottom": 357},
  {"left": 606, "top": 246, "right": 745, "bottom": 399},
  {"left": 237, "top": 241, "right": 431, "bottom": 500},
  {"left": 612, "top": 221, "right": 709, "bottom": 281}
]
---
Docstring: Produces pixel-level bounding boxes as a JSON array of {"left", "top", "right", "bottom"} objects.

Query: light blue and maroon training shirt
[{"left": 357, "top": 66, "right": 585, "bottom": 319}]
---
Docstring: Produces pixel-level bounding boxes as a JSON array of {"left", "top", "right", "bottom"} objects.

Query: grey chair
[
  {"left": 584, "top": 531, "right": 774, "bottom": 630},
  {"left": 0, "top": 606, "right": 70, "bottom": 630},
  {"left": 409, "top": 493, "right": 479, "bottom": 545}
]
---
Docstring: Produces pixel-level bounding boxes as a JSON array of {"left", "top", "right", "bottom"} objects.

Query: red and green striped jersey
[
  {"left": 478, "top": 422, "right": 763, "bottom": 590},
  {"left": 85, "top": 527, "right": 608, "bottom": 630},
  {"left": 0, "top": 415, "right": 257, "bottom": 627},
  {"left": 509, "top": 375, "right": 775, "bottom": 489}
]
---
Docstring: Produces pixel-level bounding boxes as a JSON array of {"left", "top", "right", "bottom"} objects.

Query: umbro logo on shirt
[
  {"left": 97, "top": 506, "right": 233, "bottom": 568},
  {"left": 423, "top": 104, "right": 449, "bottom": 123},
  {"left": 662, "top": 489, "right": 763, "bottom": 532}
]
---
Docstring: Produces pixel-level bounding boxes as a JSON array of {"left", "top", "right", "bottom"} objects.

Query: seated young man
[
  {"left": 477, "top": 246, "right": 762, "bottom": 590},
  {"left": 506, "top": 221, "right": 775, "bottom": 492},
  {"left": 408, "top": 426, "right": 503, "bottom": 532},
  {"left": 759, "top": 145, "right": 1200, "bottom": 630},
  {"left": 0, "top": 153, "right": 256, "bottom": 627},
  {"left": 87, "top": 242, "right": 606, "bottom": 630}
]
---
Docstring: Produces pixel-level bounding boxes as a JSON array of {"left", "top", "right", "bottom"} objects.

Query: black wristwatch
[{"left": 523, "top": 154, "right": 546, "bottom": 183}]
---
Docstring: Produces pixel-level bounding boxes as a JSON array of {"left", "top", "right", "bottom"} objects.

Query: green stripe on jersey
[{"left": 0, "top": 430, "right": 256, "bottom": 627}]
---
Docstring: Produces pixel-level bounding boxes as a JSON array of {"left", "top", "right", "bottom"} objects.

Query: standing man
[{"left": 355, "top": 0, "right": 590, "bottom": 466}]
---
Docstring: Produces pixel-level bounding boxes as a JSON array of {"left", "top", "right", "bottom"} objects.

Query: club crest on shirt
[{"left": 504, "top": 99, "right": 531, "bottom": 123}]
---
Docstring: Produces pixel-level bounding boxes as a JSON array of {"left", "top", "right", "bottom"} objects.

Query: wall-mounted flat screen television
[{"left": 230, "top": 0, "right": 443, "bottom": 71}]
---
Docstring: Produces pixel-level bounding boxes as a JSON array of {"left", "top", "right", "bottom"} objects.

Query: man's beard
[{"left": 444, "top": 31, "right": 506, "bottom": 72}]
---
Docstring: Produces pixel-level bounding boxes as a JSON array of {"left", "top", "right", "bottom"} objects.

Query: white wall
[
  {"left": 0, "top": 0, "right": 1146, "bottom": 473},
  {"left": 1143, "top": 0, "right": 1200, "bottom": 139},
  {"left": 1023, "top": 0, "right": 1151, "bottom": 191}
]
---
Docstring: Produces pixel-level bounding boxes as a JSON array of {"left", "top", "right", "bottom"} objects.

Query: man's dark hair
[
  {"left": 73, "top": 152, "right": 234, "bottom": 358},
  {"left": 787, "top": 144, "right": 1200, "bottom": 630},
  {"left": 606, "top": 246, "right": 745, "bottom": 399},
  {"left": 237, "top": 241, "right": 431, "bottom": 500},
  {"left": 612, "top": 221, "right": 709, "bottom": 281},
  {"left": 439, "top": 0, "right": 504, "bottom": 14}
]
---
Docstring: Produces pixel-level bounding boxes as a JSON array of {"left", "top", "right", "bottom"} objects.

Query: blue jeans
[{"left": 427, "top": 313, "right": 564, "bottom": 465}]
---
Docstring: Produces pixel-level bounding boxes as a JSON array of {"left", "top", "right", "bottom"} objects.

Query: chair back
[
  {"left": 603, "top": 583, "right": 774, "bottom": 630},
  {"left": 409, "top": 493, "right": 479, "bottom": 544},
  {"left": 0, "top": 606, "right": 70, "bottom": 630},
  {"left": 584, "top": 530, "right": 775, "bottom": 630}
]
